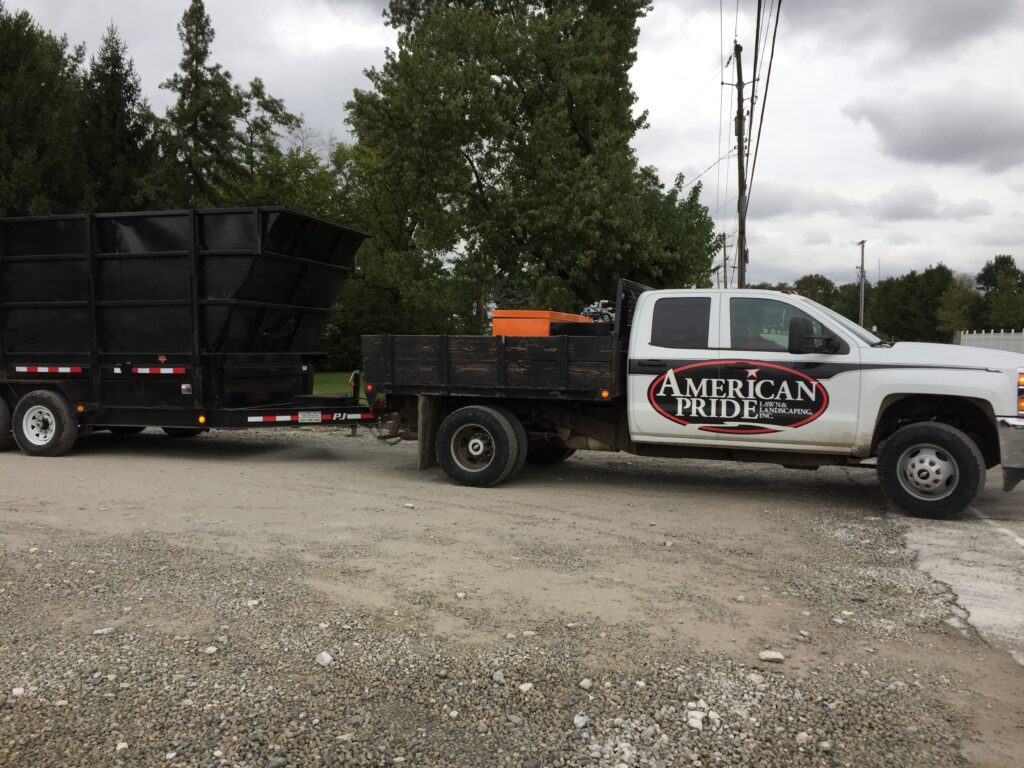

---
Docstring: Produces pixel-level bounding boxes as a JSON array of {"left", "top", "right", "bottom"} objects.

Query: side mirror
[
  {"left": 788, "top": 316, "right": 840, "bottom": 355},
  {"left": 788, "top": 317, "right": 814, "bottom": 354}
]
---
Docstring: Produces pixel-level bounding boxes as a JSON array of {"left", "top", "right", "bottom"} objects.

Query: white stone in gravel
[
  {"left": 634, "top": 680, "right": 646, "bottom": 688},
  {"left": 492, "top": 671, "right": 505, "bottom": 683},
  {"left": 579, "top": 678, "right": 593, "bottom": 691},
  {"left": 818, "top": 740, "right": 832, "bottom": 752},
  {"left": 708, "top": 711, "right": 720, "bottom": 725},
  {"left": 832, "top": 617, "right": 846, "bottom": 625},
  {"left": 796, "top": 731, "right": 810, "bottom": 745},
  {"left": 758, "top": 650, "right": 785, "bottom": 663},
  {"left": 522, "top": 630, "right": 536, "bottom": 637},
  {"left": 573, "top": 714, "right": 591, "bottom": 729},
  {"left": 316, "top": 651, "right": 334, "bottom": 667},
  {"left": 746, "top": 672, "right": 764, "bottom": 685},
  {"left": 28, "top": 547, "right": 38, "bottom": 553},
  {"left": 165, "top": 752, "right": 176, "bottom": 760},
  {"left": 92, "top": 627, "right": 114, "bottom": 636},
  {"left": 686, "top": 710, "right": 706, "bottom": 722},
  {"left": 798, "top": 630, "right": 811, "bottom": 637},
  {"left": 213, "top": 749, "right": 223, "bottom": 758},
  {"left": 449, "top": 710, "right": 459, "bottom": 718},
  {"left": 735, "top": 595, "right": 746, "bottom": 602},
  {"left": 841, "top": 610, "right": 854, "bottom": 617},
  {"left": 687, "top": 716, "right": 704, "bottom": 731},
  {"left": 216, "top": 635, "right": 227, "bottom": 644},
  {"left": 403, "top": 503, "right": 415, "bottom": 508},
  {"left": 11, "top": 687, "right": 25, "bottom": 697},
  {"left": 455, "top": 592, "right": 466, "bottom": 600},
  {"left": 54, "top": 699, "right": 68, "bottom": 706},
  {"left": 504, "top": 633, "right": 516, "bottom": 640},
  {"left": 116, "top": 742, "right": 128, "bottom": 752},
  {"left": 204, "top": 646, "right": 218, "bottom": 655},
  {"left": 518, "top": 682, "right": 534, "bottom": 692},
  {"left": 245, "top": 599, "right": 259, "bottom": 607},
  {"left": 318, "top": 623, "right": 329, "bottom": 629}
]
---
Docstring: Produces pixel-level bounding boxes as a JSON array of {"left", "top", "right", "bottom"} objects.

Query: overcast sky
[{"left": 15, "top": 0, "right": 1024, "bottom": 287}]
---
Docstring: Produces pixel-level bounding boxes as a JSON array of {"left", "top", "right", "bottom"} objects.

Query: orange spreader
[{"left": 491, "top": 310, "right": 593, "bottom": 337}]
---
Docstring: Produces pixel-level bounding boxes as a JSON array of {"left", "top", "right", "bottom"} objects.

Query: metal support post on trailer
[{"left": 417, "top": 395, "right": 441, "bottom": 470}]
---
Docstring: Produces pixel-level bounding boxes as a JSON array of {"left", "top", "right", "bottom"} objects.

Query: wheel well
[{"left": 872, "top": 394, "right": 999, "bottom": 468}]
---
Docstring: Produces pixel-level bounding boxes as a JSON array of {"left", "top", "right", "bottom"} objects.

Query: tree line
[
  {"left": 750, "top": 254, "right": 1024, "bottom": 342},
  {"left": 1, "top": 0, "right": 720, "bottom": 368},
  {"left": 3, "top": 0, "right": 1020, "bottom": 367}
]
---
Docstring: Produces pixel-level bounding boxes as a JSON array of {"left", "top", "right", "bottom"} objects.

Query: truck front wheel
[
  {"left": 12, "top": 390, "right": 79, "bottom": 457},
  {"left": 877, "top": 422, "right": 985, "bottom": 519},
  {"left": 436, "top": 405, "right": 520, "bottom": 487}
]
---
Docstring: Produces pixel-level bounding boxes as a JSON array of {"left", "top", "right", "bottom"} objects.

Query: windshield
[{"left": 797, "top": 297, "right": 882, "bottom": 345}]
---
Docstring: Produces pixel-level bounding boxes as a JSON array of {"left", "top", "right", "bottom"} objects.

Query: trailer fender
[{"left": 0, "top": 397, "right": 12, "bottom": 451}]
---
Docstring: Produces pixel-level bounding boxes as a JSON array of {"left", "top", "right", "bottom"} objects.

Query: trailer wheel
[
  {"left": 109, "top": 427, "right": 146, "bottom": 436},
  {"left": 525, "top": 442, "right": 577, "bottom": 466},
  {"left": 436, "top": 405, "right": 520, "bottom": 487},
  {"left": 161, "top": 427, "right": 206, "bottom": 438},
  {"left": 492, "top": 406, "right": 528, "bottom": 481},
  {"left": 877, "top": 422, "right": 984, "bottom": 519},
  {"left": 12, "top": 390, "right": 79, "bottom": 457},
  {"left": 0, "top": 398, "right": 12, "bottom": 451}
]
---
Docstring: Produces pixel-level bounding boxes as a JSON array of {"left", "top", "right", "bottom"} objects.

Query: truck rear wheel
[
  {"left": 877, "top": 422, "right": 984, "bottom": 519},
  {"left": 492, "top": 406, "right": 528, "bottom": 481},
  {"left": 436, "top": 405, "right": 520, "bottom": 487},
  {"left": 12, "top": 390, "right": 79, "bottom": 457},
  {"left": 0, "top": 398, "right": 12, "bottom": 451},
  {"left": 525, "top": 442, "right": 576, "bottom": 466}
]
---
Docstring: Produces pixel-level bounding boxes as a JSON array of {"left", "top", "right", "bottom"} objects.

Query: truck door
[
  {"left": 715, "top": 295, "right": 861, "bottom": 450},
  {"left": 627, "top": 292, "right": 722, "bottom": 443}
]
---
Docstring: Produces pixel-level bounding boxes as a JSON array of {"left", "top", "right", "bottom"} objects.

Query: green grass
[{"left": 313, "top": 370, "right": 354, "bottom": 395}]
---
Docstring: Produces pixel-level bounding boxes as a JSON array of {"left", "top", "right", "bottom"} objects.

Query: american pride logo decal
[{"left": 646, "top": 360, "right": 829, "bottom": 435}]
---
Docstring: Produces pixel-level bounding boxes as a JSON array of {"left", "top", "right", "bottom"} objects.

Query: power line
[
  {"left": 679, "top": 150, "right": 736, "bottom": 192},
  {"left": 746, "top": 0, "right": 781, "bottom": 207}
]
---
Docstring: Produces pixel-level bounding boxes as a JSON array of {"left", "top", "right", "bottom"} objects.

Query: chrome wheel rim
[
  {"left": 897, "top": 443, "right": 958, "bottom": 501},
  {"left": 23, "top": 405, "right": 57, "bottom": 447},
  {"left": 450, "top": 423, "right": 495, "bottom": 473}
]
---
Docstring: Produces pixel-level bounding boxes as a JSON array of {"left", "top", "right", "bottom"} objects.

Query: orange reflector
[
  {"left": 75, "top": 403, "right": 85, "bottom": 413},
  {"left": 365, "top": 384, "right": 374, "bottom": 392},
  {"left": 600, "top": 389, "right": 610, "bottom": 399},
  {"left": 198, "top": 415, "right": 207, "bottom": 425},
  {"left": 1018, "top": 373, "right": 1024, "bottom": 387},
  {"left": 1019, "top": 397, "right": 1024, "bottom": 413}
]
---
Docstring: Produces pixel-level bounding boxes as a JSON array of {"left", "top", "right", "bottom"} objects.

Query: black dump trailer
[{"left": 0, "top": 207, "right": 371, "bottom": 456}]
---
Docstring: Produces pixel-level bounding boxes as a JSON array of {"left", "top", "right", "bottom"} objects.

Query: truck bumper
[{"left": 998, "top": 416, "right": 1024, "bottom": 492}]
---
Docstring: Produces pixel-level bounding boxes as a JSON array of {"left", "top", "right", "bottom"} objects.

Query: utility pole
[
  {"left": 857, "top": 240, "right": 867, "bottom": 326},
  {"left": 734, "top": 41, "right": 749, "bottom": 288}
]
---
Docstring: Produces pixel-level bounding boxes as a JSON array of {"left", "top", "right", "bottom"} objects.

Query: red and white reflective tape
[
  {"left": 246, "top": 412, "right": 375, "bottom": 423},
  {"left": 113, "top": 367, "right": 187, "bottom": 375},
  {"left": 15, "top": 365, "right": 84, "bottom": 374}
]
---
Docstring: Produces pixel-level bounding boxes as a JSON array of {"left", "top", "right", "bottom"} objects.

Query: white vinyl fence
[{"left": 959, "top": 329, "right": 1024, "bottom": 354}]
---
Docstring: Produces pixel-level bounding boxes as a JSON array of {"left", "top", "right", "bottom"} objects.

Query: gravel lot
[{"left": 1, "top": 428, "right": 1022, "bottom": 767}]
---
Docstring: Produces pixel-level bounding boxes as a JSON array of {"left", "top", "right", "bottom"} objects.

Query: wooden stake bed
[{"left": 361, "top": 333, "right": 623, "bottom": 401}]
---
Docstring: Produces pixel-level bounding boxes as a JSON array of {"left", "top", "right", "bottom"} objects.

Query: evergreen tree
[
  {"left": 79, "top": 24, "right": 157, "bottom": 212},
  {"left": 0, "top": 2, "right": 84, "bottom": 215},
  {"left": 159, "top": 0, "right": 244, "bottom": 206}
]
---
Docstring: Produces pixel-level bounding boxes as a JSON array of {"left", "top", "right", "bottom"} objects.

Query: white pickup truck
[{"left": 362, "top": 281, "right": 1024, "bottom": 518}]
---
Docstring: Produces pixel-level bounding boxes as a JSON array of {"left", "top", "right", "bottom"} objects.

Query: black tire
[
  {"left": 877, "top": 422, "right": 985, "bottom": 519},
  {"left": 436, "top": 405, "right": 520, "bottom": 487},
  {"left": 0, "top": 398, "right": 12, "bottom": 451},
  {"left": 11, "top": 390, "right": 79, "bottom": 457},
  {"left": 492, "top": 406, "right": 528, "bottom": 481},
  {"left": 525, "top": 441, "right": 577, "bottom": 466},
  {"left": 109, "top": 426, "right": 146, "bottom": 436},
  {"left": 162, "top": 427, "right": 205, "bottom": 438}
]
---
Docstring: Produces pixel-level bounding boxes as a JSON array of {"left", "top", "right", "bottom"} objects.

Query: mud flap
[
  {"left": 417, "top": 395, "right": 441, "bottom": 471},
  {"left": 1003, "top": 466, "right": 1024, "bottom": 492}
]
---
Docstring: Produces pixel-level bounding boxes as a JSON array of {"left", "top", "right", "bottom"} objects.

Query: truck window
[
  {"left": 650, "top": 297, "right": 711, "bottom": 349},
  {"left": 729, "top": 297, "right": 825, "bottom": 352}
]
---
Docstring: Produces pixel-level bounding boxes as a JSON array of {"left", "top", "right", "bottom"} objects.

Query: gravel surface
[{"left": 1, "top": 428, "right": 1022, "bottom": 767}]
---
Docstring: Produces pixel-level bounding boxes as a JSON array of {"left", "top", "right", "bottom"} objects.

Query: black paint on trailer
[{"left": 0, "top": 207, "right": 371, "bottom": 454}]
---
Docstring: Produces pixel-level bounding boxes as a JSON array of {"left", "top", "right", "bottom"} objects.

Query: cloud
[
  {"left": 845, "top": 90, "right": 1024, "bottom": 172},
  {"left": 867, "top": 185, "right": 993, "bottom": 221},
  {"left": 748, "top": 182, "right": 860, "bottom": 219}
]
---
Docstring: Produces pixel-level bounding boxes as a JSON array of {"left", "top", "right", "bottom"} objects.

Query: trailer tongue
[{"left": 0, "top": 207, "right": 372, "bottom": 456}]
